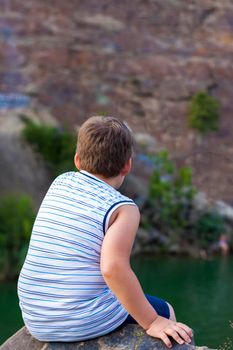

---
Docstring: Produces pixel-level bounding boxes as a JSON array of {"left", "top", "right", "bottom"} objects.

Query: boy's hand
[{"left": 146, "top": 316, "right": 193, "bottom": 348}]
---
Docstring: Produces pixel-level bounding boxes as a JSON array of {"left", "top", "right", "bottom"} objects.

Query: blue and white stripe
[{"left": 18, "top": 170, "right": 135, "bottom": 341}]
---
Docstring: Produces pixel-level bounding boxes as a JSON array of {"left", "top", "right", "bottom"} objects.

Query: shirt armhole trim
[{"left": 103, "top": 200, "right": 136, "bottom": 235}]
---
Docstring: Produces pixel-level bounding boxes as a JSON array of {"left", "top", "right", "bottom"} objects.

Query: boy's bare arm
[
  {"left": 101, "top": 205, "right": 156, "bottom": 329},
  {"left": 100, "top": 205, "right": 193, "bottom": 348}
]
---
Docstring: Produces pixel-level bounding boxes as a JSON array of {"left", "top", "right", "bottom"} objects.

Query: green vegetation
[
  {"left": 143, "top": 151, "right": 196, "bottom": 240},
  {"left": 188, "top": 91, "right": 220, "bottom": 134},
  {"left": 142, "top": 150, "right": 225, "bottom": 250},
  {"left": 22, "top": 119, "right": 76, "bottom": 177},
  {"left": 0, "top": 119, "right": 77, "bottom": 280},
  {"left": 0, "top": 195, "right": 35, "bottom": 280},
  {"left": 192, "top": 211, "right": 225, "bottom": 249}
]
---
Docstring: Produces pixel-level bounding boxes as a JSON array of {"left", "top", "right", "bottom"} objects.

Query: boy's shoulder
[
  {"left": 50, "top": 171, "right": 75, "bottom": 185},
  {"left": 49, "top": 171, "right": 135, "bottom": 206}
]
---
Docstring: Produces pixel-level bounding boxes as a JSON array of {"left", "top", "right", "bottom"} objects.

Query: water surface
[
  {"left": 1, "top": 256, "right": 233, "bottom": 347},
  {"left": 132, "top": 256, "right": 233, "bottom": 348}
]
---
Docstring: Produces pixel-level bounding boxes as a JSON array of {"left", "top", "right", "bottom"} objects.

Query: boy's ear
[
  {"left": 74, "top": 153, "right": 81, "bottom": 170},
  {"left": 121, "top": 158, "right": 132, "bottom": 176}
]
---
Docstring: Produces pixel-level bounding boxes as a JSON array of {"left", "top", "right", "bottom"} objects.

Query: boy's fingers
[
  {"left": 176, "top": 322, "right": 193, "bottom": 337},
  {"left": 159, "top": 332, "right": 172, "bottom": 348},
  {"left": 165, "top": 329, "right": 184, "bottom": 345},
  {"left": 174, "top": 326, "right": 191, "bottom": 343}
]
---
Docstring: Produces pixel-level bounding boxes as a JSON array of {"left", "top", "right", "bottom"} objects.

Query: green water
[
  {"left": 0, "top": 282, "right": 24, "bottom": 345},
  {"left": 132, "top": 256, "right": 233, "bottom": 348},
  {"left": 1, "top": 256, "right": 233, "bottom": 347}
]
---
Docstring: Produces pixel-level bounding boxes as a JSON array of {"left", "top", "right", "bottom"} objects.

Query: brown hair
[{"left": 76, "top": 116, "right": 133, "bottom": 178}]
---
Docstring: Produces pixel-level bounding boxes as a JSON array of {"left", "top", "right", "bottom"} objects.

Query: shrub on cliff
[
  {"left": 0, "top": 195, "right": 35, "bottom": 280},
  {"left": 142, "top": 151, "right": 196, "bottom": 241},
  {"left": 140, "top": 150, "right": 227, "bottom": 251},
  {"left": 188, "top": 91, "right": 220, "bottom": 134},
  {"left": 22, "top": 119, "right": 76, "bottom": 177},
  {"left": 191, "top": 210, "right": 225, "bottom": 249}
]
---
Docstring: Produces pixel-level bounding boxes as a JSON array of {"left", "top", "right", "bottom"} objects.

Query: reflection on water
[
  {"left": 1, "top": 257, "right": 233, "bottom": 347},
  {"left": 132, "top": 256, "right": 233, "bottom": 348}
]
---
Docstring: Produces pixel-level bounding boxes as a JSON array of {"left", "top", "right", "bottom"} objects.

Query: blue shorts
[{"left": 121, "top": 294, "right": 170, "bottom": 326}]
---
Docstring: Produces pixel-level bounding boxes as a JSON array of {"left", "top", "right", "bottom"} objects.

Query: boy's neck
[{"left": 82, "top": 170, "right": 124, "bottom": 189}]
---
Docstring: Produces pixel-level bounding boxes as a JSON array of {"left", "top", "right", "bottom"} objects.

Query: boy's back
[
  {"left": 18, "top": 170, "right": 135, "bottom": 341},
  {"left": 18, "top": 116, "right": 193, "bottom": 347}
]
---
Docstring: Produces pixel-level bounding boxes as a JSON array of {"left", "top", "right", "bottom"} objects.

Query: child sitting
[{"left": 18, "top": 116, "right": 192, "bottom": 348}]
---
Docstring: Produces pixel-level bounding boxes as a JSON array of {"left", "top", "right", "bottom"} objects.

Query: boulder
[
  {"left": 193, "top": 192, "right": 210, "bottom": 212},
  {"left": 0, "top": 324, "right": 200, "bottom": 350},
  {"left": 214, "top": 201, "right": 233, "bottom": 223},
  {"left": 0, "top": 109, "right": 57, "bottom": 207}
]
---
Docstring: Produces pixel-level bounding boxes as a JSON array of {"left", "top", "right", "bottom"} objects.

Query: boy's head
[{"left": 75, "top": 116, "right": 133, "bottom": 178}]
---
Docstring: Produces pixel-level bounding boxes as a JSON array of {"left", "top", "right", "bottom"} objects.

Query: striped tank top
[{"left": 18, "top": 170, "right": 136, "bottom": 341}]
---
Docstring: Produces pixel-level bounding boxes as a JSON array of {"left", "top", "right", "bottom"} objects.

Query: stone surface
[
  {"left": 0, "top": 0, "right": 233, "bottom": 203},
  {"left": 0, "top": 325, "right": 198, "bottom": 350},
  {"left": 0, "top": 108, "right": 57, "bottom": 206},
  {"left": 214, "top": 201, "right": 233, "bottom": 222},
  {"left": 193, "top": 192, "right": 210, "bottom": 212}
]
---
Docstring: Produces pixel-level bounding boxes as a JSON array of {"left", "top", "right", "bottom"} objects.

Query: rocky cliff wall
[{"left": 0, "top": 0, "right": 233, "bottom": 203}]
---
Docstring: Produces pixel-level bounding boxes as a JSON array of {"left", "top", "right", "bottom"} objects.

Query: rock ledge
[{"left": 0, "top": 324, "right": 213, "bottom": 350}]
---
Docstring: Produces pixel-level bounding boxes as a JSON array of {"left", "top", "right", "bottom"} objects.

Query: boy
[{"left": 18, "top": 116, "right": 193, "bottom": 348}]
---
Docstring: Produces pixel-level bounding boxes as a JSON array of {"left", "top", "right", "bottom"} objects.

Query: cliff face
[{"left": 0, "top": 0, "right": 233, "bottom": 203}]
